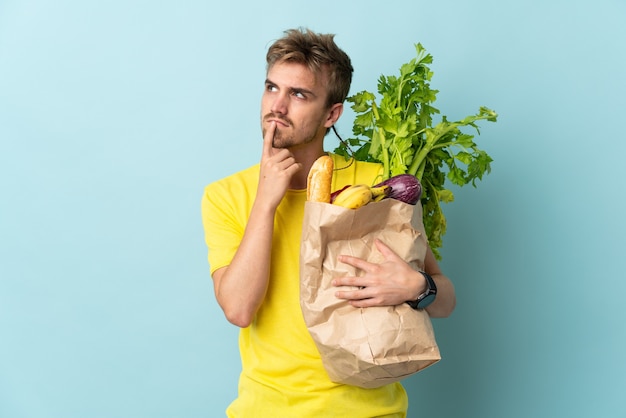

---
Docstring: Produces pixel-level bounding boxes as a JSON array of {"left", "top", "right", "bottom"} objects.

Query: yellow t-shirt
[{"left": 201, "top": 154, "right": 408, "bottom": 418}]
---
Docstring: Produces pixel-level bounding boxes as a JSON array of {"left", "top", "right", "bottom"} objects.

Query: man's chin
[
  {"left": 272, "top": 135, "right": 293, "bottom": 149},
  {"left": 272, "top": 142, "right": 290, "bottom": 149}
]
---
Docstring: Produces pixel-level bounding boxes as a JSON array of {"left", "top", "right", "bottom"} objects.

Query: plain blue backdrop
[{"left": 2, "top": 1, "right": 625, "bottom": 417}]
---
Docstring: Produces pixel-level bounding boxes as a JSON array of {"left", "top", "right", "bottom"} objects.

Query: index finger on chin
[{"left": 263, "top": 121, "right": 276, "bottom": 156}]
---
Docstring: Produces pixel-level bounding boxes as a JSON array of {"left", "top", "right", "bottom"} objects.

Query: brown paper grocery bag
[{"left": 300, "top": 198, "right": 441, "bottom": 388}]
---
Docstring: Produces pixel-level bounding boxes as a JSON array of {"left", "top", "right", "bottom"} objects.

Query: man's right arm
[
  {"left": 211, "top": 199, "right": 277, "bottom": 328},
  {"left": 212, "top": 122, "right": 301, "bottom": 327}
]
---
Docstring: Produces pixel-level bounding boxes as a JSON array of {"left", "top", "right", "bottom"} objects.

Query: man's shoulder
[
  {"left": 205, "top": 164, "right": 260, "bottom": 190},
  {"left": 329, "top": 153, "right": 384, "bottom": 184},
  {"left": 201, "top": 164, "right": 260, "bottom": 219},
  {"left": 330, "top": 153, "right": 382, "bottom": 169}
]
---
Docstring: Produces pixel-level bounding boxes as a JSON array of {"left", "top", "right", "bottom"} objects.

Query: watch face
[
  {"left": 417, "top": 271, "right": 437, "bottom": 309},
  {"left": 418, "top": 293, "right": 436, "bottom": 309}
]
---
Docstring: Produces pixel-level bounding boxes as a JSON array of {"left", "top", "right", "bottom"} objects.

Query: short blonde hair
[{"left": 266, "top": 28, "right": 354, "bottom": 108}]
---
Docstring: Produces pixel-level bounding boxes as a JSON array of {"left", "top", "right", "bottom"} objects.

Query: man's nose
[{"left": 270, "top": 93, "right": 288, "bottom": 115}]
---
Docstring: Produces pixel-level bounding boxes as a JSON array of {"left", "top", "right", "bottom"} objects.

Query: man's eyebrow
[
  {"left": 264, "top": 78, "right": 316, "bottom": 97},
  {"left": 290, "top": 86, "right": 316, "bottom": 97}
]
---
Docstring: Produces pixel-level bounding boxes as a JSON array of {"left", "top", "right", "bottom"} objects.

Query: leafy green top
[{"left": 334, "top": 43, "right": 498, "bottom": 259}]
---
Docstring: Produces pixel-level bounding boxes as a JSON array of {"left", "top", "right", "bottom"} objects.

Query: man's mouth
[{"left": 265, "top": 114, "right": 291, "bottom": 127}]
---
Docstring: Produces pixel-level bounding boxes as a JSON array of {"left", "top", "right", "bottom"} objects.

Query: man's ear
[{"left": 324, "top": 103, "right": 344, "bottom": 128}]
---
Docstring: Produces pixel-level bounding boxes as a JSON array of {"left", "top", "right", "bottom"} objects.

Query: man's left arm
[
  {"left": 421, "top": 245, "right": 456, "bottom": 318},
  {"left": 332, "top": 239, "right": 456, "bottom": 318}
]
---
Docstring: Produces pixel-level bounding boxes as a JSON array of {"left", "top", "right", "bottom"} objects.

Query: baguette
[{"left": 307, "top": 155, "right": 333, "bottom": 203}]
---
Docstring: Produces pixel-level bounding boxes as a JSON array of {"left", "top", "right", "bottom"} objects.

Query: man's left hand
[{"left": 332, "top": 239, "right": 426, "bottom": 308}]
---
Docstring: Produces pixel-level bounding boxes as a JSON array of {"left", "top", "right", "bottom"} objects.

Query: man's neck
[{"left": 289, "top": 148, "right": 328, "bottom": 191}]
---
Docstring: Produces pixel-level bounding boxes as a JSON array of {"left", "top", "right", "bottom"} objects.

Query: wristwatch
[{"left": 406, "top": 271, "right": 437, "bottom": 310}]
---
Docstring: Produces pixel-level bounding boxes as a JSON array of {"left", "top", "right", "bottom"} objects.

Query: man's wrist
[{"left": 406, "top": 271, "right": 437, "bottom": 310}]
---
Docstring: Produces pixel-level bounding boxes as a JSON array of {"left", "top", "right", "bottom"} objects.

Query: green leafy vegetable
[{"left": 334, "top": 43, "right": 498, "bottom": 259}]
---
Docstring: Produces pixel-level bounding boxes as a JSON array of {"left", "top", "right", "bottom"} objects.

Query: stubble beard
[
  {"left": 272, "top": 129, "right": 315, "bottom": 149},
  {"left": 262, "top": 114, "right": 317, "bottom": 149}
]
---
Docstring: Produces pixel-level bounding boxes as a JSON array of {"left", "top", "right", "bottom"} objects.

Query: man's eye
[
  {"left": 293, "top": 91, "right": 305, "bottom": 99},
  {"left": 266, "top": 85, "right": 277, "bottom": 92}
]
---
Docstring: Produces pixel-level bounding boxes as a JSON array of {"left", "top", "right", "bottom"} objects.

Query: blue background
[{"left": 2, "top": 1, "right": 625, "bottom": 417}]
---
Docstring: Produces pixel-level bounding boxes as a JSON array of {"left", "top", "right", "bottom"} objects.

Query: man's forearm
[
  {"left": 425, "top": 273, "right": 456, "bottom": 318},
  {"left": 213, "top": 201, "right": 276, "bottom": 327}
]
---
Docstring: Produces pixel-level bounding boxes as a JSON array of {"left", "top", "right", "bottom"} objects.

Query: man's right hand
[{"left": 257, "top": 121, "right": 302, "bottom": 210}]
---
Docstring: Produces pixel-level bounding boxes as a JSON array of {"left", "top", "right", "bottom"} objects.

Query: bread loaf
[{"left": 306, "top": 155, "right": 333, "bottom": 203}]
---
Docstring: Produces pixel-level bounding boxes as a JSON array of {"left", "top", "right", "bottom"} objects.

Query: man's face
[{"left": 261, "top": 62, "right": 336, "bottom": 149}]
